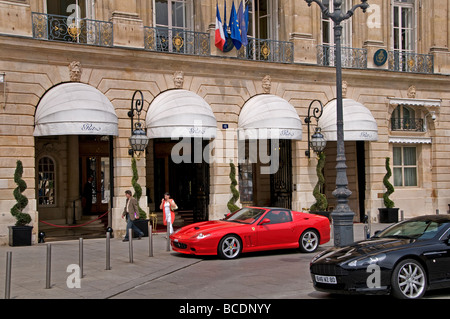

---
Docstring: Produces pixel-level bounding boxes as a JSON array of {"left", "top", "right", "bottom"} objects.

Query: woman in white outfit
[{"left": 160, "top": 192, "right": 176, "bottom": 234}]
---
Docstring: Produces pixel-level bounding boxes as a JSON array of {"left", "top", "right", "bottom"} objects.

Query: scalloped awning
[
  {"left": 238, "top": 94, "right": 302, "bottom": 140},
  {"left": 34, "top": 83, "right": 118, "bottom": 136},
  {"left": 318, "top": 99, "right": 378, "bottom": 141},
  {"left": 146, "top": 89, "right": 217, "bottom": 139}
]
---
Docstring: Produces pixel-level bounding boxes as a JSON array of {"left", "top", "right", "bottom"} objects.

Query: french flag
[{"left": 215, "top": 3, "right": 226, "bottom": 51}]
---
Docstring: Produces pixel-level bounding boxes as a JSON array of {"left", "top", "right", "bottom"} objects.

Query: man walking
[{"left": 122, "top": 190, "right": 144, "bottom": 242}]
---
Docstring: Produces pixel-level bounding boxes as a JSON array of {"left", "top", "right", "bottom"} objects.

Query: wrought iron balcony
[
  {"left": 237, "top": 38, "right": 294, "bottom": 63},
  {"left": 144, "top": 27, "right": 210, "bottom": 56},
  {"left": 32, "top": 12, "right": 113, "bottom": 47},
  {"left": 391, "top": 118, "right": 424, "bottom": 132},
  {"left": 388, "top": 51, "right": 434, "bottom": 74},
  {"left": 317, "top": 45, "right": 367, "bottom": 69}
]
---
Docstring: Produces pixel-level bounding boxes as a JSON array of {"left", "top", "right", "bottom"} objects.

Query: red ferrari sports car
[{"left": 170, "top": 207, "right": 330, "bottom": 259}]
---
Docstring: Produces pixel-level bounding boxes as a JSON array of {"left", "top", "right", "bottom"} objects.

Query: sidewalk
[{"left": 0, "top": 223, "right": 390, "bottom": 299}]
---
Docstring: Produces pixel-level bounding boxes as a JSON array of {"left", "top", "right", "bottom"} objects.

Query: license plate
[{"left": 315, "top": 275, "right": 337, "bottom": 284}]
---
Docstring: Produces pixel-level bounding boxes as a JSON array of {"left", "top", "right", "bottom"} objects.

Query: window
[
  {"left": 247, "top": 0, "right": 278, "bottom": 40},
  {"left": 393, "top": 0, "right": 415, "bottom": 54},
  {"left": 391, "top": 105, "right": 423, "bottom": 131},
  {"left": 261, "top": 210, "right": 292, "bottom": 225},
  {"left": 393, "top": 146, "right": 417, "bottom": 187},
  {"left": 154, "top": 0, "right": 193, "bottom": 30},
  {"left": 38, "top": 157, "right": 56, "bottom": 206},
  {"left": 46, "top": 0, "right": 95, "bottom": 19},
  {"left": 321, "top": 0, "right": 351, "bottom": 47}
]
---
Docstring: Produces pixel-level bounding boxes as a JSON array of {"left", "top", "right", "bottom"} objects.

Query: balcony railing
[
  {"left": 144, "top": 26, "right": 210, "bottom": 56},
  {"left": 388, "top": 51, "right": 434, "bottom": 74},
  {"left": 391, "top": 118, "right": 424, "bottom": 132},
  {"left": 237, "top": 38, "right": 294, "bottom": 63},
  {"left": 32, "top": 12, "right": 113, "bottom": 47},
  {"left": 317, "top": 45, "right": 367, "bottom": 69}
]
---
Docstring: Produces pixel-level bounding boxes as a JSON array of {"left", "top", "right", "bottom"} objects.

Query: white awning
[
  {"left": 318, "top": 99, "right": 378, "bottom": 141},
  {"left": 389, "top": 137, "right": 432, "bottom": 144},
  {"left": 146, "top": 89, "right": 217, "bottom": 139},
  {"left": 238, "top": 94, "right": 302, "bottom": 140},
  {"left": 34, "top": 83, "right": 118, "bottom": 136}
]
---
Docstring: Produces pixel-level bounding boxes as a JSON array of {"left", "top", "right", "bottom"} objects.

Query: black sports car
[{"left": 310, "top": 215, "right": 450, "bottom": 299}]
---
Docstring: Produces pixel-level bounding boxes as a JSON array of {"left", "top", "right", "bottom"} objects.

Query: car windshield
[
  {"left": 225, "top": 207, "right": 266, "bottom": 224},
  {"left": 377, "top": 219, "right": 447, "bottom": 240}
]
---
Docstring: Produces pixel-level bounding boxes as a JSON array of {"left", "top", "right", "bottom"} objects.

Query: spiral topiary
[
  {"left": 11, "top": 160, "right": 31, "bottom": 226},
  {"left": 383, "top": 157, "right": 395, "bottom": 208},
  {"left": 131, "top": 157, "right": 147, "bottom": 219},
  {"left": 310, "top": 152, "right": 328, "bottom": 212},
  {"left": 227, "top": 161, "right": 240, "bottom": 213}
]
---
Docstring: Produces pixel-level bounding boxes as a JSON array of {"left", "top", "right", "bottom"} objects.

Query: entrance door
[
  {"left": 271, "top": 139, "right": 292, "bottom": 209},
  {"left": 79, "top": 136, "right": 110, "bottom": 215},
  {"left": 154, "top": 139, "right": 209, "bottom": 223}
]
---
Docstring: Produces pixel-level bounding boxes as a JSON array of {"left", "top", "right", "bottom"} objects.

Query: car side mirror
[
  {"left": 372, "top": 230, "right": 382, "bottom": 238},
  {"left": 446, "top": 234, "right": 450, "bottom": 245},
  {"left": 260, "top": 218, "right": 271, "bottom": 225}
]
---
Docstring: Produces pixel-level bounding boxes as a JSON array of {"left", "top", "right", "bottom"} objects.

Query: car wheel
[
  {"left": 218, "top": 234, "right": 242, "bottom": 259},
  {"left": 299, "top": 229, "right": 319, "bottom": 253},
  {"left": 391, "top": 259, "right": 427, "bottom": 299}
]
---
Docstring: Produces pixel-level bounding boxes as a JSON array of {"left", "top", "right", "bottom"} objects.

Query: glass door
[{"left": 80, "top": 156, "right": 109, "bottom": 214}]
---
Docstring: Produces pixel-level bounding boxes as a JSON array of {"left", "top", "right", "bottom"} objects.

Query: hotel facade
[{"left": 0, "top": 0, "right": 449, "bottom": 244}]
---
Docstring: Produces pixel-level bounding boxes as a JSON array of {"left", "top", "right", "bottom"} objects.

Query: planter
[
  {"left": 9, "top": 225, "right": 33, "bottom": 246},
  {"left": 133, "top": 219, "right": 149, "bottom": 237},
  {"left": 378, "top": 208, "right": 399, "bottom": 223}
]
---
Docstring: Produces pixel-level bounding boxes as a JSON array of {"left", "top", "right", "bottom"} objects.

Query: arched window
[
  {"left": 38, "top": 157, "right": 56, "bottom": 206},
  {"left": 391, "top": 105, "right": 421, "bottom": 131}
]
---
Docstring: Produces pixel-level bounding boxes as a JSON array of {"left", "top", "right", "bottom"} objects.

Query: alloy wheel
[
  {"left": 392, "top": 259, "right": 427, "bottom": 299},
  {"left": 300, "top": 229, "right": 319, "bottom": 253},
  {"left": 219, "top": 235, "right": 241, "bottom": 259}
]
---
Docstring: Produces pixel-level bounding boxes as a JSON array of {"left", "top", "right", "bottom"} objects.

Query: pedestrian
[
  {"left": 122, "top": 190, "right": 144, "bottom": 242},
  {"left": 160, "top": 192, "right": 177, "bottom": 235}
]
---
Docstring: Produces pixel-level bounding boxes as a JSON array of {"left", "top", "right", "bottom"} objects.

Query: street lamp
[
  {"left": 305, "top": 99, "right": 326, "bottom": 157},
  {"left": 305, "top": 0, "right": 369, "bottom": 247},
  {"left": 128, "top": 90, "right": 149, "bottom": 157}
]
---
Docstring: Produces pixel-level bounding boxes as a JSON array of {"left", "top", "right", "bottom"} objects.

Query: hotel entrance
[
  {"left": 79, "top": 136, "right": 111, "bottom": 216},
  {"left": 153, "top": 139, "right": 210, "bottom": 224}
]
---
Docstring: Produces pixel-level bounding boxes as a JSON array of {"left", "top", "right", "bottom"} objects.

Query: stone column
[
  {"left": 110, "top": 0, "right": 144, "bottom": 48},
  {"left": 0, "top": 0, "right": 32, "bottom": 37},
  {"left": 290, "top": 1, "right": 317, "bottom": 64},
  {"left": 362, "top": 0, "right": 388, "bottom": 69},
  {"left": 430, "top": 0, "right": 450, "bottom": 73}
]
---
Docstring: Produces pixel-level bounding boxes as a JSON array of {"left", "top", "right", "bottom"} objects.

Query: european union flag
[
  {"left": 237, "top": 1, "right": 248, "bottom": 47},
  {"left": 229, "top": 1, "right": 241, "bottom": 50}
]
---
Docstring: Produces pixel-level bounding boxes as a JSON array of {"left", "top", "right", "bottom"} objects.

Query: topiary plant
[
  {"left": 383, "top": 157, "right": 395, "bottom": 208},
  {"left": 227, "top": 161, "right": 240, "bottom": 213},
  {"left": 310, "top": 152, "right": 328, "bottom": 212},
  {"left": 131, "top": 157, "right": 147, "bottom": 219},
  {"left": 11, "top": 160, "right": 31, "bottom": 226}
]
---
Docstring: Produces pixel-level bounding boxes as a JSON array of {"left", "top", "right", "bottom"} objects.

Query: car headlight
[
  {"left": 193, "top": 233, "right": 211, "bottom": 240},
  {"left": 347, "top": 253, "right": 386, "bottom": 267}
]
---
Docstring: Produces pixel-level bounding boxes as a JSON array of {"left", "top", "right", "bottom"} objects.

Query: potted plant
[
  {"left": 309, "top": 152, "right": 329, "bottom": 219},
  {"left": 227, "top": 161, "right": 240, "bottom": 213},
  {"left": 378, "top": 157, "right": 399, "bottom": 223},
  {"left": 130, "top": 157, "right": 149, "bottom": 237},
  {"left": 9, "top": 160, "right": 33, "bottom": 246}
]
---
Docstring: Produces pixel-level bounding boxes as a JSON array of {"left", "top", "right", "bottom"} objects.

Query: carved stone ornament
[
  {"left": 407, "top": 85, "right": 416, "bottom": 99},
  {"left": 173, "top": 71, "right": 184, "bottom": 89},
  {"left": 69, "top": 61, "right": 82, "bottom": 82},
  {"left": 262, "top": 75, "right": 271, "bottom": 93}
]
